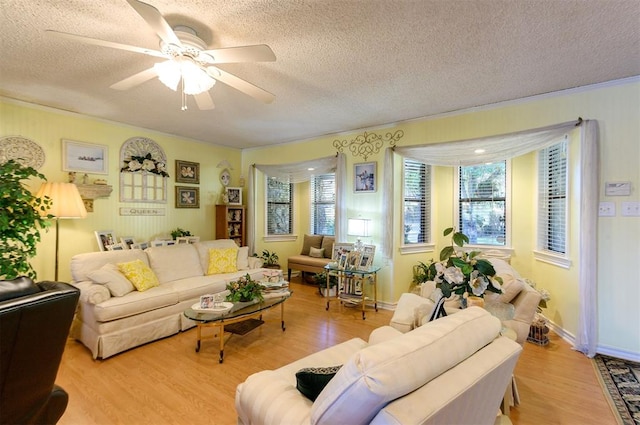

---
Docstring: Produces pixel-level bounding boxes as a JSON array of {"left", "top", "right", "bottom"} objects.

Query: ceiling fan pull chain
[{"left": 181, "top": 77, "right": 188, "bottom": 111}]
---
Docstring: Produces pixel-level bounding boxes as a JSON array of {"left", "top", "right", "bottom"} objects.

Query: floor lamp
[{"left": 36, "top": 182, "right": 87, "bottom": 281}]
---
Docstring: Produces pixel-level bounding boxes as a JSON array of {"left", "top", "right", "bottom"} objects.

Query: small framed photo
[
  {"left": 150, "top": 240, "right": 165, "bottom": 248},
  {"left": 62, "top": 139, "right": 108, "bottom": 175},
  {"left": 338, "top": 253, "right": 350, "bottom": 269},
  {"left": 347, "top": 251, "right": 361, "bottom": 269},
  {"left": 120, "top": 236, "right": 136, "bottom": 249},
  {"left": 176, "top": 186, "right": 200, "bottom": 208},
  {"left": 165, "top": 240, "right": 176, "bottom": 246},
  {"left": 107, "top": 243, "right": 125, "bottom": 251},
  {"left": 188, "top": 236, "right": 200, "bottom": 244},
  {"left": 131, "top": 241, "right": 149, "bottom": 250},
  {"left": 332, "top": 243, "right": 354, "bottom": 261},
  {"left": 354, "top": 162, "right": 376, "bottom": 193},
  {"left": 358, "top": 245, "right": 376, "bottom": 271},
  {"left": 200, "top": 294, "right": 215, "bottom": 309},
  {"left": 226, "top": 187, "right": 242, "bottom": 205},
  {"left": 175, "top": 160, "right": 200, "bottom": 184},
  {"left": 95, "top": 230, "right": 116, "bottom": 252},
  {"left": 176, "top": 237, "right": 190, "bottom": 244}
]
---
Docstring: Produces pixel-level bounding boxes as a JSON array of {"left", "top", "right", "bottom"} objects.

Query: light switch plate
[
  {"left": 621, "top": 202, "right": 640, "bottom": 217},
  {"left": 598, "top": 202, "right": 615, "bottom": 217}
]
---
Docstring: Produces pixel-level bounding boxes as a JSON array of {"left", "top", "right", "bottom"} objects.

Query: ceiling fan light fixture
[
  {"left": 154, "top": 60, "right": 181, "bottom": 91},
  {"left": 180, "top": 59, "right": 215, "bottom": 95}
]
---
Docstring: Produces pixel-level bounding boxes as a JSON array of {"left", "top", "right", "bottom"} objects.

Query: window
[
  {"left": 457, "top": 161, "right": 508, "bottom": 246},
  {"left": 403, "top": 159, "right": 431, "bottom": 244},
  {"left": 537, "top": 140, "right": 568, "bottom": 254},
  {"left": 310, "top": 174, "right": 335, "bottom": 235},
  {"left": 266, "top": 177, "right": 293, "bottom": 235}
]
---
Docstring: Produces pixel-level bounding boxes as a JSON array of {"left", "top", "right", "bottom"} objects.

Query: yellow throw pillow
[
  {"left": 207, "top": 248, "right": 239, "bottom": 275},
  {"left": 117, "top": 259, "right": 160, "bottom": 292}
]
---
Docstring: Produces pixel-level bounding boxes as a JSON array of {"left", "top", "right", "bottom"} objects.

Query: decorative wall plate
[{"left": 0, "top": 136, "right": 46, "bottom": 169}]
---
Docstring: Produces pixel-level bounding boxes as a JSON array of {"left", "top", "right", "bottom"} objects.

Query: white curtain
[
  {"left": 381, "top": 147, "right": 394, "bottom": 260},
  {"left": 248, "top": 154, "right": 347, "bottom": 251},
  {"left": 388, "top": 119, "right": 598, "bottom": 356}
]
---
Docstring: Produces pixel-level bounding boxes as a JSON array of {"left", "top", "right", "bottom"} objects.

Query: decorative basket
[{"left": 527, "top": 315, "right": 550, "bottom": 346}]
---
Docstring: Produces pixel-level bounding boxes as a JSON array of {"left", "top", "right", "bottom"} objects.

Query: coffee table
[{"left": 184, "top": 291, "right": 291, "bottom": 363}]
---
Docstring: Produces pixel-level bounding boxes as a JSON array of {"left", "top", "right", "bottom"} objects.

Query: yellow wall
[
  {"left": 0, "top": 100, "right": 242, "bottom": 282},
  {"left": 244, "top": 80, "right": 640, "bottom": 356}
]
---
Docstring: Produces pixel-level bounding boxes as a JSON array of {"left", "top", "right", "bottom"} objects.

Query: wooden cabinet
[{"left": 215, "top": 205, "right": 246, "bottom": 246}]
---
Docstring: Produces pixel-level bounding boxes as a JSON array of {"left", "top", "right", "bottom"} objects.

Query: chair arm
[
  {"left": 32, "top": 384, "right": 69, "bottom": 425},
  {"left": 235, "top": 370, "right": 312, "bottom": 425}
]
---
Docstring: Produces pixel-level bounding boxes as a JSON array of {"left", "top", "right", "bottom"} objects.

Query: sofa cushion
[
  {"left": 237, "top": 246, "right": 250, "bottom": 270},
  {"left": 301, "top": 234, "right": 323, "bottom": 255},
  {"left": 288, "top": 255, "right": 332, "bottom": 268},
  {"left": 90, "top": 285, "right": 178, "bottom": 322},
  {"left": 118, "top": 259, "right": 160, "bottom": 292},
  {"left": 320, "top": 236, "right": 335, "bottom": 259},
  {"left": 309, "top": 247, "right": 325, "bottom": 258},
  {"left": 310, "top": 307, "right": 501, "bottom": 425},
  {"left": 162, "top": 276, "right": 228, "bottom": 302},
  {"left": 87, "top": 263, "right": 135, "bottom": 297},
  {"left": 145, "top": 244, "right": 203, "bottom": 284},
  {"left": 497, "top": 274, "right": 524, "bottom": 303},
  {"left": 207, "top": 248, "right": 239, "bottom": 274},
  {"left": 193, "top": 240, "right": 239, "bottom": 273},
  {"left": 296, "top": 366, "right": 342, "bottom": 401}
]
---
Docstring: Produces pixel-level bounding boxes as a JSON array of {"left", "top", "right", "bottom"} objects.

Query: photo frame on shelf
[
  {"left": 226, "top": 187, "right": 242, "bottom": 205},
  {"left": 175, "top": 160, "right": 200, "bottom": 184},
  {"left": 332, "top": 243, "right": 354, "bottom": 261},
  {"left": 95, "top": 230, "right": 116, "bottom": 252},
  {"left": 354, "top": 161, "right": 376, "bottom": 193},
  {"left": 62, "top": 139, "right": 108, "bottom": 175},
  {"left": 188, "top": 236, "right": 200, "bottom": 244},
  {"left": 347, "top": 251, "right": 361, "bottom": 269},
  {"left": 358, "top": 245, "right": 376, "bottom": 271},
  {"left": 175, "top": 186, "right": 200, "bottom": 208},
  {"left": 107, "top": 243, "right": 125, "bottom": 251},
  {"left": 176, "top": 237, "right": 190, "bottom": 244},
  {"left": 120, "top": 236, "right": 136, "bottom": 249},
  {"left": 131, "top": 241, "right": 149, "bottom": 250},
  {"left": 150, "top": 240, "right": 165, "bottom": 247}
]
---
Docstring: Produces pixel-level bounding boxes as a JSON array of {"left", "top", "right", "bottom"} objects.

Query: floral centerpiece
[
  {"left": 419, "top": 227, "right": 503, "bottom": 304},
  {"left": 121, "top": 153, "right": 169, "bottom": 177},
  {"left": 226, "top": 274, "right": 264, "bottom": 303}
]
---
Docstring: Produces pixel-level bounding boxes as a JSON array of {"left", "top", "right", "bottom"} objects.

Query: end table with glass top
[
  {"left": 324, "top": 264, "right": 380, "bottom": 319},
  {"left": 183, "top": 290, "right": 291, "bottom": 363}
]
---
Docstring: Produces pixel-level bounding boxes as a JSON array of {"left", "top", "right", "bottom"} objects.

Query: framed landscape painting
[{"left": 63, "top": 139, "right": 108, "bottom": 174}]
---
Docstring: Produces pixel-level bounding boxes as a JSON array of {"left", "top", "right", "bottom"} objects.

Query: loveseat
[
  {"left": 236, "top": 307, "right": 522, "bottom": 425},
  {"left": 69, "top": 240, "right": 268, "bottom": 359},
  {"left": 390, "top": 258, "right": 541, "bottom": 344},
  {"left": 287, "top": 234, "right": 335, "bottom": 281}
]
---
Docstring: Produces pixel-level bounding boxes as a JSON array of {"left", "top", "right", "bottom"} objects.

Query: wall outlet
[
  {"left": 598, "top": 202, "right": 616, "bottom": 217},
  {"left": 621, "top": 201, "right": 640, "bottom": 217}
]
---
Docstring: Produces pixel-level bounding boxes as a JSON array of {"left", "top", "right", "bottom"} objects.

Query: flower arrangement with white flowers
[{"left": 121, "top": 153, "right": 169, "bottom": 177}]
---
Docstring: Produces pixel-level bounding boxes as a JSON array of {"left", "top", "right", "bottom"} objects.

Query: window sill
[
  {"left": 263, "top": 235, "right": 297, "bottom": 242},
  {"left": 533, "top": 250, "right": 572, "bottom": 269},
  {"left": 400, "top": 243, "right": 435, "bottom": 255}
]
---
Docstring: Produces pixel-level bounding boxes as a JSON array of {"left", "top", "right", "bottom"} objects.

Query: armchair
[{"left": 0, "top": 276, "right": 80, "bottom": 424}]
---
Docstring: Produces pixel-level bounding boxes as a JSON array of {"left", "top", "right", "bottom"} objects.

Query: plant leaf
[
  {"left": 443, "top": 227, "right": 454, "bottom": 236},
  {"left": 440, "top": 246, "right": 455, "bottom": 261}
]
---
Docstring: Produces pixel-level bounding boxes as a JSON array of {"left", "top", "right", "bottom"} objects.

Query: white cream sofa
[
  {"left": 236, "top": 307, "right": 522, "bottom": 425},
  {"left": 391, "top": 258, "right": 541, "bottom": 344},
  {"left": 69, "top": 240, "right": 268, "bottom": 359}
]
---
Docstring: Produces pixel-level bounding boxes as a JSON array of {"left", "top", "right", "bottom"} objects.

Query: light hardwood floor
[{"left": 57, "top": 279, "right": 615, "bottom": 425}]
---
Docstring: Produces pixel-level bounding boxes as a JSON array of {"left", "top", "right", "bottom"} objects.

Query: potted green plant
[
  {"left": 226, "top": 274, "right": 264, "bottom": 303},
  {"left": 170, "top": 227, "right": 192, "bottom": 240},
  {"left": 313, "top": 271, "right": 338, "bottom": 297},
  {"left": 259, "top": 249, "right": 280, "bottom": 269},
  {"left": 0, "top": 160, "right": 52, "bottom": 280}
]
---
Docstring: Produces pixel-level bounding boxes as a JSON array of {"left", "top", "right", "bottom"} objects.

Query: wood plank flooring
[{"left": 56, "top": 279, "right": 616, "bottom": 424}]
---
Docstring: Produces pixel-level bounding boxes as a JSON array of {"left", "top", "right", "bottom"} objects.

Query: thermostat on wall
[{"left": 605, "top": 181, "right": 631, "bottom": 196}]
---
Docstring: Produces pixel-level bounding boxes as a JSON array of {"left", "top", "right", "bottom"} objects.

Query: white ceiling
[{"left": 1, "top": 0, "right": 638, "bottom": 149}]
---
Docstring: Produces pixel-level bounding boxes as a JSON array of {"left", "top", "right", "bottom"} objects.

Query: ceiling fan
[{"left": 46, "top": 0, "right": 276, "bottom": 110}]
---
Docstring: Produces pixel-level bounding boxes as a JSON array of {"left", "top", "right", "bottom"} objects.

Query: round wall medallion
[{"left": 0, "top": 136, "right": 46, "bottom": 169}]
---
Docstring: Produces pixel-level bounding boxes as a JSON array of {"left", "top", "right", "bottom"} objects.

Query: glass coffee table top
[{"left": 184, "top": 292, "right": 291, "bottom": 323}]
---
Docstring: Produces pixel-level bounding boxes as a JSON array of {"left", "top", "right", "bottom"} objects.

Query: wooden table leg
[
  {"left": 219, "top": 323, "right": 225, "bottom": 363},
  {"left": 195, "top": 324, "right": 202, "bottom": 352}
]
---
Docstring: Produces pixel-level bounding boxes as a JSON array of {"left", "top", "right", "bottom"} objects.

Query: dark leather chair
[{"left": 0, "top": 276, "right": 80, "bottom": 425}]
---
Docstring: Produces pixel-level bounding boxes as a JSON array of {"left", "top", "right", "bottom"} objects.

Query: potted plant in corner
[
  {"left": 258, "top": 249, "right": 280, "bottom": 269},
  {"left": 313, "top": 271, "right": 338, "bottom": 297},
  {"left": 0, "top": 160, "right": 52, "bottom": 280}
]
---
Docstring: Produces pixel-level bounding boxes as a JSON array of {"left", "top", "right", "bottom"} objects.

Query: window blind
[
  {"left": 403, "top": 159, "right": 430, "bottom": 244},
  {"left": 538, "top": 140, "right": 568, "bottom": 253},
  {"left": 311, "top": 174, "right": 336, "bottom": 235},
  {"left": 266, "top": 177, "right": 293, "bottom": 235}
]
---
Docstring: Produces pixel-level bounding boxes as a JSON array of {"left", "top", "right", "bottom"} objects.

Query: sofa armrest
[
  {"left": 504, "top": 284, "right": 541, "bottom": 344},
  {"left": 236, "top": 370, "right": 312, "bottom": 425},
  {"left": 369, "top": 326, "right": 403, "bottom": 345},
  {"left": 247, "top": 257, "right": 263, "bottom": 269},
  {"left": 75, "top": 281, "right": 111, "bottom": 305}
]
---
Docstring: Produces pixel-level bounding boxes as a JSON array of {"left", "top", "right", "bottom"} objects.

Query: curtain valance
[{"left": 254, "top": 155, "right": 337, "bottom": 183}]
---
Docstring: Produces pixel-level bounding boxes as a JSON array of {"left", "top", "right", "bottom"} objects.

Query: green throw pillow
[{"left": 295, "top": 365, "right": 342, "bottom": 401}]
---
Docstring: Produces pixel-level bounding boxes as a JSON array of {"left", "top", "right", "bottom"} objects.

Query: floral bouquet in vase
[{"left": 226, "top": 274, "right": 264, "bottom": 303}]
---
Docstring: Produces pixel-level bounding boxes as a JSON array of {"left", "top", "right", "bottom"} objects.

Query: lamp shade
[
  {"left": 347, "top": 218, "right": 371, "bottom": 237},
  {"left": 36, "top": 182, "right": 87, "bottom": 219}
]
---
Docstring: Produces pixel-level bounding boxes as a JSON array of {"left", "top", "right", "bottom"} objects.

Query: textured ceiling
[{"left": 0, "top": 0, "right": 638, "bottom": 149}]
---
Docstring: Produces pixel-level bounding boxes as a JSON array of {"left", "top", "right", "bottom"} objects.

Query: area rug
[
  {"left": 224, "top": 319, "right": 264, "bottom": 336},
  {"left": 593, "top": 354, "right": 640, "bottom": 424}
]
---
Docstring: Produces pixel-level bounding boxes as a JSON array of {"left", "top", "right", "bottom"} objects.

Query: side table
[{"left": 324, "top": 264, "right": 380, "bottom": 319}]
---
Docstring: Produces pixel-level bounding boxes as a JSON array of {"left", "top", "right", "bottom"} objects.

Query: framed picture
[
  {"left": 188, "top": 236, "right": 200, "bottom": 244},
  {"left": 131, "top": 241, "right": 149, "bottom": 250},
  {"left": 354, "top": 162, "right": 376, "bottom": 193},
  {"left": 107, "top": 243, "right": 125, "bottom": 251},
  {"left": 332, "top": 243, "right": 354, "bottom": 261},
  {"left": 175, "top": 186, "right": 200, "bottom": 208},
  {"left": 226, "top": 187, "right": 242, "bottom": 205},
  {"left": 175, "top": 160, "right": 200, "bottom": 184},
  {"left": 150, "top": 240, "right": 165, "bottom": 247},
  {"left": 338, "top": 253, "right": 350, "bottom": 269},
  {"left": 176, "top": 237, "right": 190, "bottom": 244},
  {"left": 358, "top": 245, "right": 376, "bottom": 271},
  {"left": 62, "top": 139, "right": 108, "bottom": 174},
  {"left": 120, "top": 236, "right": 136, "bottom": 249},
  {"left": 95, "top": 230, "right": 116, "bottom": 252},
  {"left": 347, "top": 251, "right": 361, "bottom": 269}
]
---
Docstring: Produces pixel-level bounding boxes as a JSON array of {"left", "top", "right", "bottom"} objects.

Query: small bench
[{"left": 287, "top": 234, "right": 335, "bottom": 281}]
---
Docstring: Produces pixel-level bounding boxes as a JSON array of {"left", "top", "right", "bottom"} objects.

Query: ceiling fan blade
[
  {"left": 46, "top": 30, "right": 166, "bottom": 59},
  {"left": 200, "top": 45, "right": 276, "bottom": 64},
  {"left": 110, "top": 67, "right": 158, "bottom": 90},
  {"left": 126, "top": 0, "right": 182, "bottom": 47},
  {"left": 206, "top": 67, "right": 275, "bottom": 104},
  {"left": 193, "top": 91, "right": 215, "bottom": 110}
]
